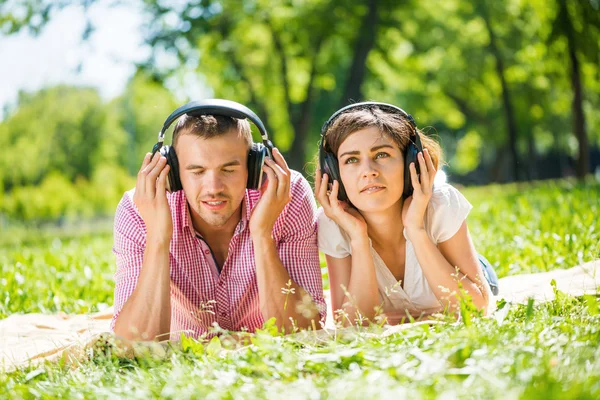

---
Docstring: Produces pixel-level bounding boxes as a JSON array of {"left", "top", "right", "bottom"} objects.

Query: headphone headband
[
  {"left": 157, "top": 98, "right": 269, "bottom": 145},
  {"left": 320, "top": 101, "right": 416, "bottom": 138}
]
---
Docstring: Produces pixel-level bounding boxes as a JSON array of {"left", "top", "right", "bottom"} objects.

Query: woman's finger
[
  {"left": 424, "top": 148, "right": 436, "bottom": 182},
  {"left": 317, "top": 172, "right": 330, "bottom": 207},
  {"left": 329, "top": 180, "right": 342, "bottom": 212},
  {"left": 314, "top": 169, "right": 322, "bottom": 196},
  {"left": 417, "top": 152, "right": 429, "bottom": 189},
  {"left": 410, "top": 162, "right": 421, "bottom": 192}
]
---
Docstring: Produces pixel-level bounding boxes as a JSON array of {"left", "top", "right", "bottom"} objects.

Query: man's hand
[
  {"left": 132, "top": 152, "right": 173, "bottom": 246},
  {"left": 249, "top": 148, "right": 291, "bottom": 238}
]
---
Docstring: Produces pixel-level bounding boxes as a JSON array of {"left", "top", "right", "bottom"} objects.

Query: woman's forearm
[
  {"left": 336, "top": 237, "right": 380, "bottom": 324},
  {"left": 407, "top": 228, "right": 488, "bottom": 312}
]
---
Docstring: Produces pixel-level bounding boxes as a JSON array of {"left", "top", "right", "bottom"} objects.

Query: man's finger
[
  {"left": 156, "top": 164, "right": 170, "bottom": 197},
  {"left": 261, "top": 164, "right": 278, "bottom": 197},
  {"left": 146, "top": 157, "right": 167, "bottom": 198},
  {"left": 136, "top": 153, "right": 153, "bottom": 193},
  {"left": 272, "top": 147, "right": 290, "bottom": 173},
  {"left": 265, "top": 158, "right": 289, "bottom": 199}
]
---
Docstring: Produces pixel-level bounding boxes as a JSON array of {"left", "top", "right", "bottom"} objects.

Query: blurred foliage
[{"left": 0, "top": 0, "right": 599, "bottom": 222}]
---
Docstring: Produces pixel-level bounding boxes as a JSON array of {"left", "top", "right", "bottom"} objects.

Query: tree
[
  {"left": 548, "top": 0, "right": 600, "bottom": 179},
  {"left": 0, "top": 86, "right": 125, "bottom": 190}
]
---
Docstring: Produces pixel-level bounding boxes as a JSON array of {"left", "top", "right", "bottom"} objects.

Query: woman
[{"left": 315, "top": 102, "right": 495, "bottom": 325}]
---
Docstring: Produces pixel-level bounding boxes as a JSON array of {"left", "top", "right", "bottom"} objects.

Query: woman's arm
[
  {"left": 326, "top": 237, "right": 380, "bottom": 325},
  {"left": 407, "top": 221, "right": 492, "bottom": 314}
]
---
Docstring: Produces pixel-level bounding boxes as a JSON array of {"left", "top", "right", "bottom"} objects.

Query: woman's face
[{"left": 336, "top": 126, "right": 405, "bottom": 213}]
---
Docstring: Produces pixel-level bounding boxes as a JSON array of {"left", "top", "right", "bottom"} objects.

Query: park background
[
  {"left": 0, "top": 0, "right": 599, "bottom": 225},
  {"left": 1, "top": 0, "right": 600, "bottom": 398}
]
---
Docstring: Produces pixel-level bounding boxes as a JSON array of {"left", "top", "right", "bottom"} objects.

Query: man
[{"left": 111, "top": 111, "right": 325, "bottom": 340}]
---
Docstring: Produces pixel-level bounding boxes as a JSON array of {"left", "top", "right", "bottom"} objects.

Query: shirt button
[
  {"left": 204, "top": 250, "right": 210, "bottom": 255},
  {"left": 220, "top": 312, "right": 228, "bottom": 318}
]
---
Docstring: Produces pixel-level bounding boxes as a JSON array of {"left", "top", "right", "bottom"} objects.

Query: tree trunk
[
  {"left": 287, "top": 37, "right": 324, "bottom": 172},
  {"left": 527, "top": 133, "right": 537, "bottom": 180},
  {"left": 481, "top": 1, "right": 520, "bottom": 182},
  {"left": 338, "top": 0, "right": 379, "bottom": 108},
  {"left": 560, "top": 0, "right": 589, "bottom": 178}
]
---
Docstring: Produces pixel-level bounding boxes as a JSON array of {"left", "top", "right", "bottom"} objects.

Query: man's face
[{"left": 176, "top": 130, "right": 249, "bottom": 228}]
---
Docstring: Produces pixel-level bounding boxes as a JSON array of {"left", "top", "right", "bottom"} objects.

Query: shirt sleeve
[
  {"left": 317, "top": 208, "right": 352, "bottom": 258},
  {"left": 110, "top": 189, "right": 147, "bottom": 331},
  {"left": 277, "top": 171, "right": 327, "bottom": 323},
  {"left": 427, "top": 183, "right": 473, "bottom": 243}
]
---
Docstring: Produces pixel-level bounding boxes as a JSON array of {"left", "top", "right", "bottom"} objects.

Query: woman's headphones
[
  {"left": 318, "top": 101, "right": 423, "bottom": 202},
  {"left": 151, "top": 99, "right": 273, "bottom": 192}
]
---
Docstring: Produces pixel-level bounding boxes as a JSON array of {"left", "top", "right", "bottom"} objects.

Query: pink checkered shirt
[{"left": 111, "top": 170, "right": 326, "bottom": 338}]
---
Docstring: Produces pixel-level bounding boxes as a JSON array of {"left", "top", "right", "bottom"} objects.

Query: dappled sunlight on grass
[{"left": 1, "top": 178, "right": 599, "bottom": 398}]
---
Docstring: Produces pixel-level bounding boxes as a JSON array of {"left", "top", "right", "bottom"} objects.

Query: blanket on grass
[{"left": 1, "top": 260, "right": 598, "bottom": 371}]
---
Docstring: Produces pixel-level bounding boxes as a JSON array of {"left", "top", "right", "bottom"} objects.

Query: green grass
[{"left": 1, "top": 177, "right": 599, "bottom": 398}]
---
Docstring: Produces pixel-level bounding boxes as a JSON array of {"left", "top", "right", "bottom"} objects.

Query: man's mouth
[{"left": 201, "top": 200, "right": 227, "bottom": 210}]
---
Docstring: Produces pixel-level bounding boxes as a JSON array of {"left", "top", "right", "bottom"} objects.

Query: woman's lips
[{"left": 360, "top": 186, "right": 385, "bottom": 194}]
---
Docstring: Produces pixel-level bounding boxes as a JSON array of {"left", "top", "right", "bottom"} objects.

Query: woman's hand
[
  {"left": 315, "top": 169, "right": 368, "bottom": 242},
  {"left": 402, "top": 148, "right": 437, "bottom": 238}
]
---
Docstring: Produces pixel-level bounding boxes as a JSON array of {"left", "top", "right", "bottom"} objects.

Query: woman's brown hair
[{"left": 323, "top": 106, "right": 443, "bottom": 169}]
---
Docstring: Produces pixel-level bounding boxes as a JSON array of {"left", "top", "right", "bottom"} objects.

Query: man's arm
[
  {"left": 112, "top": 152, "right": 174, "bottom": 341},
  {"left": 249, "top": 148, "right": 324, "bottom": 333},
  {"left": 252, "top": 234, "right": 321, "bottom": 332}
]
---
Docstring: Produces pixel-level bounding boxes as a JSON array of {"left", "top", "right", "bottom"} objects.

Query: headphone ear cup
[
  {"left": 160, "top": 145, "right": 182, "bottom": 192},
  {"left": 247, "top": 143, "right": 266, "bottom": 189},
  {"left": 403, "top": 142, "right": 419, "bottom": 199},
  {"left": 323, "top": 152, "right": 348, "bottom": 202}
]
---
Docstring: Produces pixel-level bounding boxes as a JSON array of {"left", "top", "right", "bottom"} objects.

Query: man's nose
[{"left": 204, "top": 170, "right": 226, "bottom": 192}]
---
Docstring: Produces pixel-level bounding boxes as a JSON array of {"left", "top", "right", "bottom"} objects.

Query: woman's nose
[{"left": 361, "top": 160, "right": 379, "bottom": 178}]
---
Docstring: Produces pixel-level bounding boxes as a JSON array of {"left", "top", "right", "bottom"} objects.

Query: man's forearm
[
  {"left": 252, "top": 234, "right": 320, "bottom": 332},
  {"left": 114, "top": 241, "right": 172, "bottom": 340}
]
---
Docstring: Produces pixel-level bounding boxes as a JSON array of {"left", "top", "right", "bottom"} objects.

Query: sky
[{"left": 0, "top": 1, "right": 208, "bottom": 121}]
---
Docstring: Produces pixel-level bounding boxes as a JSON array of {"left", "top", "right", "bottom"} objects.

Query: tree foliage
[{"left": 0, "top": 0, "right": 599, "bottom": 222}]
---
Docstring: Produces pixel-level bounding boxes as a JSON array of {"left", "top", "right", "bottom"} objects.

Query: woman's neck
[{"left": 360, "top": 199, "right": 405, "bottom": 248}]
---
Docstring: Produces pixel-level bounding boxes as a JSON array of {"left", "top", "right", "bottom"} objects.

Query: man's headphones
[
  {"left": 319, "top": 101, "right": 423, "bottom": 202},
  {"left": 151, "top": 99, "right": 273, "bottom": 192}
]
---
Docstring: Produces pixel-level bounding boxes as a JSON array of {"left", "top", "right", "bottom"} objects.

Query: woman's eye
[
  {"left": 375, "top": 152, "right": 389, "bottom": 159},
  {"left": 344, "top": 157, "right": 358, "bottom": 164}
]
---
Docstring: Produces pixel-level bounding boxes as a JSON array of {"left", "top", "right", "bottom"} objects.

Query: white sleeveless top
[{"left": 318, "top": 183, "right": 473, "bottom": 315}]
